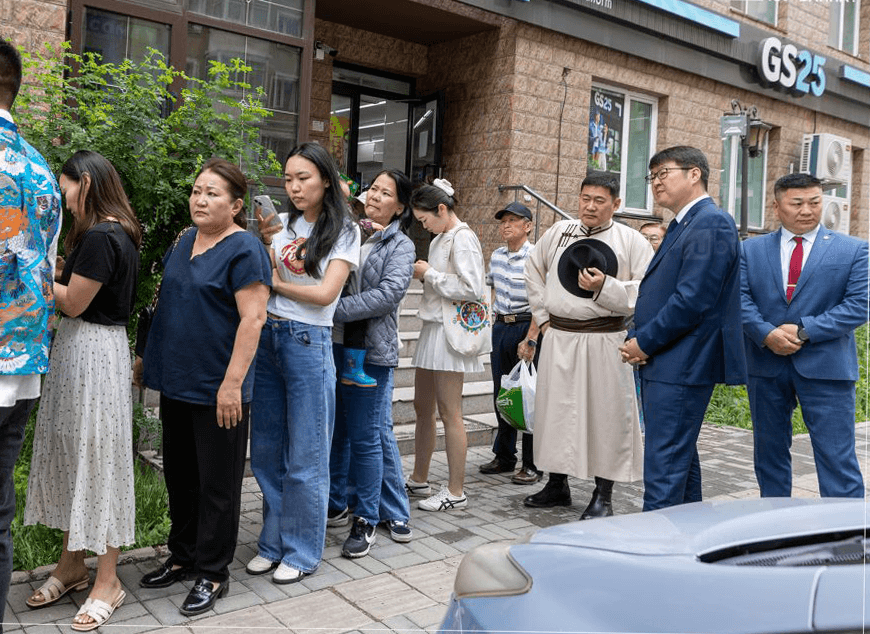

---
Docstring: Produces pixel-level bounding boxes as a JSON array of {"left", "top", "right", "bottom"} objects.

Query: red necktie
[{"left": 786, "top": 236, "right": 803, "bottom": 302}]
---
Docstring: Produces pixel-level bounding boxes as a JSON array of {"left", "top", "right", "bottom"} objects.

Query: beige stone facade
[{"left": 3, "top": 0, "right": 869, "bottom": 257}]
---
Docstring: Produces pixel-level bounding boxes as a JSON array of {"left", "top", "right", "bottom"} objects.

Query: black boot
[
  {"left": 523, "top": 473, "right": 571, "bottom": 508},
  {"left": 580, "top": 477, "right": 614, "bottom": 520}
]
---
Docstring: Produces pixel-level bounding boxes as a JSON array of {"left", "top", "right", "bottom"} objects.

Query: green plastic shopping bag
[{"left": 495, "top": 360, "right": 536, "bottom": 433}]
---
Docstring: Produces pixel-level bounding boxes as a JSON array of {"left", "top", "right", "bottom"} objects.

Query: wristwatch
[
  {"left": 797, "top": 326, "right": 809, "bottom": 343},
  {"left": 526, "top": 339, "right": 537, "bottom": 348}
]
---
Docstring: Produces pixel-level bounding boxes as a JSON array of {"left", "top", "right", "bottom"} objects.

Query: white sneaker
[
  {"left": 245, "top": 555, "right": 278, "bottom": 575},
  {"left": 272, "top": 563, "right": 305, "bottom": 584},
  {"left": 418, "top": 486, "right": 467, "bottom": 511},
  {"left": 404, "top": 478, "right": 432, "bottom": 497}
]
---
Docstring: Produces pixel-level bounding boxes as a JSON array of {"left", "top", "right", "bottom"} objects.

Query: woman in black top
[{"left": 23, "top": 151, "right": 140, "bottom": 632}]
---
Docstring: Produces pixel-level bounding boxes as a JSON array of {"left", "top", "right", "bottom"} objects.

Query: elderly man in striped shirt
[{"left": 478, "top": 202, "right": 542, "bottom": 485}]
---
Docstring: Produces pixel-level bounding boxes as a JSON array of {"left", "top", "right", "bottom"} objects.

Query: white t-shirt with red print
[{"left": 268, "top": 214, "right": 360, "bottom": 326}]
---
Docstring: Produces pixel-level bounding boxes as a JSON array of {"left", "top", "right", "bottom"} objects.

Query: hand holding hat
[{"left": 556, "top": 238, "right": 618, "bottom": 298}]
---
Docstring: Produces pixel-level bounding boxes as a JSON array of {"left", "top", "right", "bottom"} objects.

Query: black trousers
[
  {"left": 161, "top": 395, "right": 249, "bottom": 582},
  {"left": 490, "top": 320, "right": 539, "bottom": 470}
]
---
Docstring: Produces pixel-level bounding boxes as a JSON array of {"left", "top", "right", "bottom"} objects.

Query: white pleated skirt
[
  {"left": 412, "top": 321, "right": 484, "bottom": 373},
  {"left": 24, "top": 317, "right": 136, "bottom": 554}
]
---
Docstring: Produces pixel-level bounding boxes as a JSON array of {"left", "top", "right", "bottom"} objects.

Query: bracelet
[{"left": 526, "top": 339, "right": 537, "bottom": 348}]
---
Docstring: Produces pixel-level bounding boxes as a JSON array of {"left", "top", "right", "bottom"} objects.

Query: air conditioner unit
[
  {"left": 821, "top": 195, "right": 850, "bottom": 235},
  {"left": 800, "top": 133, "right": 851, "bottom": 185}
]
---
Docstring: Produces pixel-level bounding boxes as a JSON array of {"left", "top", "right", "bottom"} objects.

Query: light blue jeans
[
  {"left": 330, "top": 344, "right": 409, "bottom": 525},
  {"left": 251, "top": 317, "right": 334, "bottom": 573}
]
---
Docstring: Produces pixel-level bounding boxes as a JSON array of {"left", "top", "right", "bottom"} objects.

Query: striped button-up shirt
[{"left": 487, "top": 241, "right": 533, "bottom": 316}]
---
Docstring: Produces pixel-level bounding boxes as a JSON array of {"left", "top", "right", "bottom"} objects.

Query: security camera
[{"left": 314, "top": 41, "right": 338, "bottom": 60}]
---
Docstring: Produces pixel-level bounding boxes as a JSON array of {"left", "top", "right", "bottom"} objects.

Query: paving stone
[
  {"left": 405, "top": 539, "right": 447, "bottom": 562},
  {"left": 352, "top": 556, "right": 391, "bottom": 576},
  {"left": 212, "top": 589, "right": 264, "bottom": 614},
  {"left": 141, "top": 596, "right": 190, "bottom": 627},
  {"left": 300, "top": 569, "right": 352, "bottom": 592},
  {"left": 378, "top": 552, "right": 429, "bottom": 570},
  {"left": 327, "top": 557, "right": 373, "bottom": 580},
  {"left": 266, "top": 589, "right": 370, "bottom": 633},
  {"left": 449, "top": 534, "right": 489, "bottom": 553},
  {"left": 241, "top": 575, "right": 294, "bottom": 603},
  {"left": 334, "top": 573, "right": 435, "bottom": 621},
  {"left": 405, "top": 603, "right": 451, "bottom": 629},
  {"left": 391, "top": 559, "right": 459, "bottom": 604},
  {"left": 194, "top": 603, "right": 285, "bottom": 633},
  {"left": 20, "top": 625, "right": 63, "bottom": 634},
  {"left": 368, "top": 542, "right": 412, "bottom": 560}
]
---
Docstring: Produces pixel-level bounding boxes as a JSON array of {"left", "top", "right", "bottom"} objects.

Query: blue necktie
[{"left": 657, "top": 218, "right": 679, "bottom": 252}]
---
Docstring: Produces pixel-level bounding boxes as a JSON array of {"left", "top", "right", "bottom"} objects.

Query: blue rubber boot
[{"left": 341, "top": 348, "right": 377, "bottom": 387}]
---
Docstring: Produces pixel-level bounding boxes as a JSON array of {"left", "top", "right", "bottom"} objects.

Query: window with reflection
[
  {"left": 186, "top": 24, "right": 300, "bottom": 161},
  {"left": 83, "top": 8, "right": 171, "bottom": 63},
  {"left": 187, "top": 0, "right": 303, "bottom": 38}
]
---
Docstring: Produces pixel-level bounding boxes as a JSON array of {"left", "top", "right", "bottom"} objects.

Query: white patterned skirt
[
  {"left": 412, "top": 321, "right": 484, "bottom": 373},
  {"left": 24, "top": 317, "right": 135, "bottom": 554}
]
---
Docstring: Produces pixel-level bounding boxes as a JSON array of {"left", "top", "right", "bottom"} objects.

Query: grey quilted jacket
[{"left": 334, "top": 220, "right": 415, "bottom": 367}]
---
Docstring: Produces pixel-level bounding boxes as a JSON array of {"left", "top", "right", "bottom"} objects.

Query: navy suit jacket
[
  {"left": 740, "top": 226, "right": 868, "bottom": 381},
  {"left": 633, "top": 197, "right": 747, "bottom": 386}
]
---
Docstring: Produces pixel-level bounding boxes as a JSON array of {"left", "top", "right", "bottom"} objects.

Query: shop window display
[{"left": 587, "top": 86, "right": 656, "bottom": 214}]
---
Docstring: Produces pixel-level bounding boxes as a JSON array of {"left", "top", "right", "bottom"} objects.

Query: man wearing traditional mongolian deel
[{"left": 524, "top": 173, "right": 653, "bottom": 518}]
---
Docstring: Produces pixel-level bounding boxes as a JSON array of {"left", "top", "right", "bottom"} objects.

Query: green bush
[
  {"left": 706, "top": 323, "right": 869, "bottom": 433},
  {"left": 13, "top": 42, "right": 282, "bottom": 319},
  {"left": 12, "top": 403, "right": 171, "bottom": 571}
]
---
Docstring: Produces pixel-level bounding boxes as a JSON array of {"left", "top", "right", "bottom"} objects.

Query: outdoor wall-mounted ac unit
[
  {"left": 821, "top": 195, "right": 850, "bottom": 235},
  {"left": 799, "top": 133, "right": 852, "bottom": 185}
]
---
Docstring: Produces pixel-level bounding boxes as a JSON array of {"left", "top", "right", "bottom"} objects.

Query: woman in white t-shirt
[
  {"left": 405, "top": 179, "right": 487, "bottom": 512},
  {"left": 246, "top": 143, "right": 360, "bottom": 584}
]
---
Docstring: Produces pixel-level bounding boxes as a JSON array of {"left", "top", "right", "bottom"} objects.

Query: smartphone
[{"left": 251, "top": 196, "right": 283, "bottom": 239}]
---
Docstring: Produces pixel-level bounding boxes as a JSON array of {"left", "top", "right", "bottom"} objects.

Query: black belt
[
  {"left": 496, "top": 312, "right": 532, "bottom": 324},
  {"left": 549, "top": 315, "right": 628, "bottom": 333}
]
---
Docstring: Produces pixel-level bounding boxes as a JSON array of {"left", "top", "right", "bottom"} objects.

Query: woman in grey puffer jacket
[{"left": 328, "top": 169, "right": 416, "bottom": 558}]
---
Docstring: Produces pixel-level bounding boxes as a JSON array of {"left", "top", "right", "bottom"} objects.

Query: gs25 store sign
[{"left": 757, "top": 37, "right": 826, "bottom": 97}]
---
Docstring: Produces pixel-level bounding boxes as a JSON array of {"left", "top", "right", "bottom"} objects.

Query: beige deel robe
[{"left": 524, "top": 220, "right": 654, "bottom": 482}]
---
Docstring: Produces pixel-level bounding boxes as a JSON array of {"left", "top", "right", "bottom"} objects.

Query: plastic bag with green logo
[{"left": 496, "top": 360, "right": 536, "bottom": 433}]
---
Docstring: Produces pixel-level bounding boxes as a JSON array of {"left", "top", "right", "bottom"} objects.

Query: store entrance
[{"left": 329, "top": 66, "right": 441, "bottom": 189}]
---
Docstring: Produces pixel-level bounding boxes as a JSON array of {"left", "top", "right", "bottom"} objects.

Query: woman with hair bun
[
  {"left": 405, "top": 178, "right": 487, "bottom": 512},
  {"left": 24, "top": 150, "right": 141, "bottom": 630}
]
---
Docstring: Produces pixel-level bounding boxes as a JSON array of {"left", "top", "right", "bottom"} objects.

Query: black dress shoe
[
  {"left": 179, "top": 578, "right": 229, "bottom": 616},
  {"left": 523, "top": 479, "right": 571, "bottom": 508},
  {"left": 140, "top": 560, "right": 193, "bottom": 588},
  {"left": 479, "top": 457, "right": 516, "bottom": 474}
]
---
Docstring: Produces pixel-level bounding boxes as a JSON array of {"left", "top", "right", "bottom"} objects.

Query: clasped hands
[
  {"left": 619, "top": 338, "right": 648, "bottom": 366},
  {"left": 763, "top": 323, "right": 803, "bottom": 356}
]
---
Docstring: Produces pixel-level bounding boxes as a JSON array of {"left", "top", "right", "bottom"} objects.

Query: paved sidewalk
[{"left": 6, "top": 423, "right": 869, "bottom": 634}]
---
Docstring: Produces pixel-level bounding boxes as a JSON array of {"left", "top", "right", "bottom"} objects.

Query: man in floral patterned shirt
[{"left": 0, "top": 37, "right": 61, "bottom": 628}]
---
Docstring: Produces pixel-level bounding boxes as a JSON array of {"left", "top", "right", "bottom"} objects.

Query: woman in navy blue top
[{"left": 138, "top": 159, "right": 271, "bottom": 617}]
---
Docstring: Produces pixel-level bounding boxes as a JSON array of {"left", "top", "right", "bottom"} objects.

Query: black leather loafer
[
  {"left": 139, "top": 560, "right": 193, "bottom": 588},
  {"left": 179, "top": 578, "right": 229, "bottom": 616}
]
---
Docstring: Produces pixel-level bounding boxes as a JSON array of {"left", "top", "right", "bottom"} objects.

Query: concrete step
[
  {"left": 393, "top": 356, "right": 491, "bottom": 387},
  {"left": 394, "top": 411, "right": 498, "bottom": 455},
  {"left": 391, "top": 379, "right": 494, "bottom": 424},
  {"left": 398, "top": 308, "right": 422, "bottom": 332},
  {"left": 401, "top": 287, "right": 423, "bottom": 310}
]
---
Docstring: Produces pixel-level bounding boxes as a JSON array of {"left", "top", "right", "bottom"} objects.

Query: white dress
[
  {"left": 412, "top": 222, "right": 486, "bottom": 373},
  {"left": 24, "top": 317, "right": 135, "bottom": 553}
]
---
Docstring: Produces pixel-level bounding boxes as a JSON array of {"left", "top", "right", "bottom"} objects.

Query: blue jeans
[
  {"left": 0, "top": 398, "right": 35, "bottom": 632},
  {"left": 330, "top": 344, "right": 409, "bottom": 525},
  {"left": 250, "top": 318, "right": 334, "bottom": 573}
]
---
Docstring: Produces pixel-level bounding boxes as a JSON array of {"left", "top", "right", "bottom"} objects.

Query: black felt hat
[{"left": 556, "top": 238, "right": 619, "bottom": 298}]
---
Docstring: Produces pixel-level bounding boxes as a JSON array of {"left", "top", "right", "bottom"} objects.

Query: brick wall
[{"left": 0, "top": 0, "right": 65, "bottom": 54}]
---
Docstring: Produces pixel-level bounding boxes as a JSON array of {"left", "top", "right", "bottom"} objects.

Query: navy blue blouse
[{"left": 143, "top": 229, "right": 272, "bottom": 405}]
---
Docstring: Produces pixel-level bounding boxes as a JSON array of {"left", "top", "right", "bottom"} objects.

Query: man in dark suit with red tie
[
  {"left": 620, "top": 146, "right": 746, "bottom": 511},
  {"left": 740, "top": 173, "right": 868, "bottom": 498}
]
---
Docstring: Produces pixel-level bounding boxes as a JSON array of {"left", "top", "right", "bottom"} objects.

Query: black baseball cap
[{"left": 495, "top": 201, "right": 532, "bottom": 221}]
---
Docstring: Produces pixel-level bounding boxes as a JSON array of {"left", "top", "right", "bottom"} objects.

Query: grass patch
[
  {"left": 706, "top": 324, "right": 868, "bottom": 435},
  {"left": 11, "top": 402, "right": 169, "bottom": 571}
]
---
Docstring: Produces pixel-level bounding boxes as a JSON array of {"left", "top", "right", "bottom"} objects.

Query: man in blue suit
[
  {"left": 621, "top": 146, "right": 746, "bottom": 511},
  {"left": 741, "top": 173, "right": 867, "bottom": 498}
]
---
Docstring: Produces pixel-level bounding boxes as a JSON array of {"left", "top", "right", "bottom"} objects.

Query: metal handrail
[{"left": 498, "top": 184, "right": 573, "bottom": 241}]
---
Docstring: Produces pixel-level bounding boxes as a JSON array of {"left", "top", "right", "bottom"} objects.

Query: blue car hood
[{"left": 529, "top": 497, "right": 868, "bottom": 556}]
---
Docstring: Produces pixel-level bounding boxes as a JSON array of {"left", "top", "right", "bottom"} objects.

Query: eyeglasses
[
  {"left": 643, "top": 235, "right": 662, "bottom": 244},
  {"left": 644, "top": 167, "right": 693, "bottom": 184}
]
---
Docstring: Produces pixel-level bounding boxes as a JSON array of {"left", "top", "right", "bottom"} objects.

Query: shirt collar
[
  {"left": 0, "top": 109, "right": 12, "bottom": 124},
  {"left": 507, "top": 239, "right": 530, "bottom": 257},
  {"left": 781, "top": 223, "right": 820, "bottom": 247},
  {"left": 674, "top": 194, "right": 710, "bottom": 224}
]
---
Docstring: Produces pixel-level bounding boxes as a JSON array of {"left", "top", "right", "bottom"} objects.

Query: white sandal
[
  {"left": 25, "top": 574, "right": 89, "bottom": 609},
  {"left": 71, "top": 589, "right": 125, "bottom": 632}
]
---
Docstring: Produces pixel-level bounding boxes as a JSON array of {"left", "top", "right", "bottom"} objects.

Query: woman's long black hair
[{"left": 285, "top": 142, "right": 354, "bottom": 279}]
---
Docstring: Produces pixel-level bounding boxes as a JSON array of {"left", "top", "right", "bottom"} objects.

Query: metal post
[{"left": 740, "top": 134, "right": 750, "bottom": 241}]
